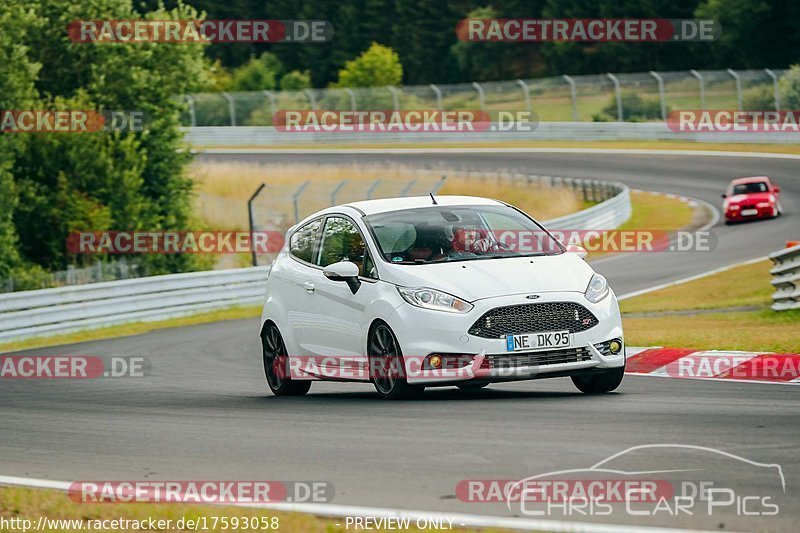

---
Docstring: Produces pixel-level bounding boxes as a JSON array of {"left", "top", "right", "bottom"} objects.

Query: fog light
[
  {"left": 609, "top": 339, "right": 623, "bottom": 355},
  {"left": 428, "top": 354, "right": 442, "bottom": 369}
]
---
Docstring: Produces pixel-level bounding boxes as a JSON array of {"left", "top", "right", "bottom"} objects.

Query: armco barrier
[
  {"left": 770, "top": 243, "right": 800, "bottom": 311},
  {"left": 0, "top": 177, "right": 630, "bottom": 344},
  {"left": 183, "top": 122, "right": 800, "bottom": 146}
]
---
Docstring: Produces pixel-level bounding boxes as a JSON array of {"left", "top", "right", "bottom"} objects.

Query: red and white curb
[{"left": 626, "top": 347, "right": 800, "bottom": 385}]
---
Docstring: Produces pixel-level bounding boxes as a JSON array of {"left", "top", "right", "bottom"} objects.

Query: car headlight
[
  {"left": 757, "top": 202, "right": 770, "bottom": 208},
  {"left": 729, "top": 204, "right": 740, "bottom": 210},
  {"left": 397, "top": 287, "right": 473, "bottom": 313},
  {"left": 585, "top": 273, "right": 610, "bottom": 303}
]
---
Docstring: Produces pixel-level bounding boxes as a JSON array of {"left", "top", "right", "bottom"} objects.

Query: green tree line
[{"left": 146, "top": 0, "right": 799, "bottom": 87}]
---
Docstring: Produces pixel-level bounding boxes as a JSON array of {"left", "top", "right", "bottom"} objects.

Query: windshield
[
  {"left": 732, "top": 181, "right": 768, "bottom": 194},
  {"left": 364, "top": 205, "right": 564, "bottom": 264}
]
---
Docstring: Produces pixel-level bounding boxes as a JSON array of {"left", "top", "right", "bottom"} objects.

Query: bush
[
  {"left": 334, "top": 42, "right": 402, "bottom": 88},
  {"left": 280, "top": 70, "right": 312, "bottom": 91},
  {"left": 229, "top": 52, "right": 282, "bottom": 91},
  {"left": 601, "top": 92, "right": 666, "bottom": 121},
  {"left": 742, "top": 85, "right": 776, "bottom": 110},
  {"left": 778, "top": 65, "right": 800, "bottom": 109}
]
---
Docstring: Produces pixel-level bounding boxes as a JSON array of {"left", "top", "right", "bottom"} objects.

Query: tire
[
  {"left": 571, "top": 367, "right": 625, "bottom": 394},
  {"left": 262, "top": 323, "right": 311, "bottom": 396},
  {"left": 368, "top": 323, "right": 420, "bottom": 400},
  {"left": 457, "top": 383, "right": 489, "bottom": 390}
]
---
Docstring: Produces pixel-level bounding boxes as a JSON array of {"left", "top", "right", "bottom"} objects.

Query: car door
[
  {"left": 305, "top": 215, "right": 380, "bottom": 372},
  {"left": 282, "top": 217, "right": 324, "bottom": 356}
]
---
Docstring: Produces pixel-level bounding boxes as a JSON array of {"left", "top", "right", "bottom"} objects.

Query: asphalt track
[{"left": 2, "top": 150, "right": 798, "bottom": 531}]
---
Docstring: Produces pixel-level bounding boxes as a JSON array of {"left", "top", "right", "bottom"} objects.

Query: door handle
[{"left": 303, "top": 281, "right": 315, "bottom": 293}]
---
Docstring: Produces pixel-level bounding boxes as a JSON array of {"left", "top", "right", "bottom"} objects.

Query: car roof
[
  {"left": 342, "top": 195, "right": 504, "bottom": 215},
  {"left": 730, "top": 176, "right": 770, "bottom": 185}
]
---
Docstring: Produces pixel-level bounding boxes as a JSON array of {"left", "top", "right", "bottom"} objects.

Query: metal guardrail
[
  {"left": 0, "top": 176, "right": 630, "bottom": 344},
  {"left": 770, "top": 244, "right": 800, "bottom": 311},
  {"left": 182, "top": 68, "right": 790, "bottom": 127},
  {"left": 184, "top": 122, "right": 800, "bottom": 146}
]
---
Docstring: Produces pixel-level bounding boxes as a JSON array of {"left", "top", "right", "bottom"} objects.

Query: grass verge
[
  {"left": 621, "top": 259, "right": 800, "bottom": 353},
  {"left": 0, "top": 487, "right": 513, "bottom": 533}
]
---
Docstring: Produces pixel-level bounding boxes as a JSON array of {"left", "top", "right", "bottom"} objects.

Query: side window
[
  {"left": 289, "top": 219, "right": 322, "bottom": 263},
  {"left": 317, "top": 217, "right": 366, "bottom": 273}
]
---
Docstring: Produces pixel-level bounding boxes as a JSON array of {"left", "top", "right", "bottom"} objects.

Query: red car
[{"left": 722, "top": 176, "right": 782, "bottom": 224}]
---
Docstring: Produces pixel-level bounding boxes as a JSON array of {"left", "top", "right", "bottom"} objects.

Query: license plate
[
  {"left": 506, "top": 330, "right": 571, "bottom": 351},
  {"left": 741, "top": 209, "right": 758, "bottom": 216}
]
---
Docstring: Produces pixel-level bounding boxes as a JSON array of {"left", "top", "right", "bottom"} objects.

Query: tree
[
  {"left": 229, "top": 52, "right": 283, "bottom": 91},
  {"left": 334, "top": 43, "right": 403, "bottom": 87},
  {"left": 5, "top": 0, "right": 213, "bottom": 275},
  {"left": 280, "top": 70, "right": 312, "bottom": 91}
]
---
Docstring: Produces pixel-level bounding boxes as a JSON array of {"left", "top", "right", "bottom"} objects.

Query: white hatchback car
[{"left": 260, "top": 195, "right": 625, "bottom": 399}]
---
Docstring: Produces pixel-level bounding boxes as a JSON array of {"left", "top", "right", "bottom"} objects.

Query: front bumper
[
  {"left": 725, "top": 205, "right": 774, "bottom": 221},
  {"left": 386, "top": 290, "right": 624, "bottom": 386}
]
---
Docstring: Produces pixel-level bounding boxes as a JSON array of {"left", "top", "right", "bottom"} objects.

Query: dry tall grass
[{"left": 187, "top": 162, "right": 583, "bottom": 230}]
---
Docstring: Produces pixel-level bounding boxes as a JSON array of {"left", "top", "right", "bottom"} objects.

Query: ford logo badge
[{"left": 525, "top": 295, "right": 540, "bottom": 300}]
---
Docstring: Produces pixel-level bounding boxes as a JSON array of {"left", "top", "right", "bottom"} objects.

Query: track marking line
[{"left": 0, "top": 474, "right": 722, "bottom": 533}]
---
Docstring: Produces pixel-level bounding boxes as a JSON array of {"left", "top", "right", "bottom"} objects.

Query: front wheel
[
  {"left": 368, "top": 323, "right": 420, "bottom": 400},
  {"left": 262, "top": 323, "right": 311, "bottom": 396},
  {"left": 571, "top": 367, "right": 625, "bottom": 394}
]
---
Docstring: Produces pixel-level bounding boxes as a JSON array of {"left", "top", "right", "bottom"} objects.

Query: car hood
[
  {"left": 728, "top": 192, "right": 773, "bottom": 204},
  {"left": 382, "top": 253, "right": 595, "bottom": 302}
]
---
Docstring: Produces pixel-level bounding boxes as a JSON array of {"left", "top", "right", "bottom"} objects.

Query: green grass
[
  {"left": 621, "top": 260, "right": 800, "bottom": 353},
  {"left": 0, "top": 487, "right": 515, "bottom": 533}
]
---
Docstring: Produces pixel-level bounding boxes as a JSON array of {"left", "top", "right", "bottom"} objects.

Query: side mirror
[
  {"left": 566, "top": 244, "right": 588, "bottom": 260},
  {"left": 323, "top": 261, "right": 361, "bottom": 294},
  {"left": 721, "top": 193, "right": 727, "bottom": 199},
  {"left": 774, "top": 186, "right": 781, "bottom": 193}
]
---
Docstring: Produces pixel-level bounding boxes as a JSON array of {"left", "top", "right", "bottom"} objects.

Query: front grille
[
  {"left": 481, "top": 347, "right": 592, "bottom": 369},
  {"left": 468, "top": 302, "right": 599, "bottom": 339}
]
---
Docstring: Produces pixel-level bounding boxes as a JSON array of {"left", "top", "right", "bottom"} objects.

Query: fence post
[
  {"left": 400, "top": 179, "right": 417, "bottom": 196},
  {"left": 345, "top": 88, "right": 357, "bottom": 112},
  {"left": 472, "top": 82, "right": 485, "bottom": 110},
  {"left": 431, "top": 175, "right": 447, "bottom": 194},
  {"left": 222, "top": 91, "right": 236, "bottom": 126},
  {"left": 331, "top": 180, "right": 347, "bottom": 205},
  {"left": 429, "top": 84, "right": 443, "bottom": 111},
  {"left": 562, "top": 75, "right": 579, "bottom": 121},
  {"left": 765, "top": 69, "right": 781, "bottom": 111},
  {"left": 650, "top": 71, "right": 667, "bottom": 119},
  {"left": 516, "top": 79, "right": 531, "bottom": 113},
  {"left": 606, "top": 73, "right": 623, "bottom": 121},
  {"left": 366, "top": 179, "right": 382, "bottom": 200},
  {"left": 293, "top": 181, "right": 310, "bottom": 223},
  {"left": 690, "top": 70, "right": 705, "bottom": 110},
  {"left": 248, "top": 182, "right": 267, "bottom": 266},
  {"left": 304, "top": 89, "right": 317, "bottom": 111},
  {"left": 263, "top": 90, "right": 277, "bottom": 117},
  {"left": 387, "top": 86, "right": 400, "bottom": 111},
  {"left": 185, "top": 95, "right": 197, "bottom": 127},
  {"left": 727, "top": 68, "right": 743, "bottom": 111}
]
